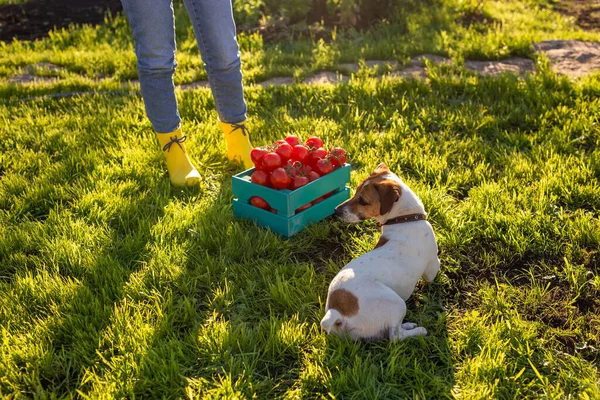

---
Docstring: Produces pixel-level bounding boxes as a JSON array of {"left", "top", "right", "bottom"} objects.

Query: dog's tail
[{"left": 320, "top": 308, "right": 344, "bottom": 334}]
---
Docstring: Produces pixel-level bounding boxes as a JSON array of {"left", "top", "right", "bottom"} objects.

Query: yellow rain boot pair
[
  {"left": 156, "top": 121, "right": 253, "bottom": 187},
  {"left": 219, "top": 121, "right": 253, "bottom": 169},
  {"left": 156, "top": 127, "right": 201, "bottom": 187}
]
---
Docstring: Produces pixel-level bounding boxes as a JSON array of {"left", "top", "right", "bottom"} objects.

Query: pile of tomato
[{"left": 248, "top": 135, "right": 347, "bottom": 214}]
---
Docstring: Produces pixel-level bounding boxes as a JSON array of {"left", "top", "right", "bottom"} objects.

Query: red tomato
[
  {"left": 250, "top": 148, "right": 268, "bottom": 166},
  {"left": 300, "top": 164, "right": 313, "bottom": 174},
  {"left": 292, "top": 145, "right": 310, "bottom": 163},
  {"left": 291, "top": 175, "right": 310, "bottom": 190},
  {"left": 287, "top": 168, "right": 300, "bottom": 178},
  {"left": 275, "top": 142, "right": 293, "bottom": 161},
  {"left": 308, "top": 147, "right": 327, "bottom": 166},
  {"left": 313, "top": 196, "right": 326, "bottom": 204},
  {"left": 285, "top": 160, "right": 300, "bottom": 178},
  {"left": 269, "top": 208, "right": 278, "bottom": 214},
  {"left": 284, "top": 159, "right": 293, "bottom": 168},
  {"left": 306, "top": 136, "right": 324, "bottom": 149},
  {"left": 295, "top": 202, "right": 312, "bottom": 213},
  {"left": 262, "top": 152, "right": 282, "bottom": 171},
  {"left": 250, "top": 196, "right": 270, "bottom": 209},
  {"left": 315, "top": 158, "right": 334, "bottom": 175},
  {"left": 270, "top": 167, "right": 291, "bottom": 189},
  {"left": 285, "top": 135, "right": 300, "bottom": 147},
  {"left": 308, "top": 171, "right": 321, "bottom": 181},
  {"left": 251, "top": 170, "right": 270, "bottom": 186},
  {"left": 328, "top": 147, "right": 347, "bottom": 167},
  {"left": 324, "top": 190, "right": 334, "bottom": 198}
]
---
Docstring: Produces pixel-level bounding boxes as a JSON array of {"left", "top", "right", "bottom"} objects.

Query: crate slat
[
  {"left": 232, "top": 164, "right": 351, "bottom": 236},
  {"left": 233, "top": 187, "right": 350, "bottom": 237}
]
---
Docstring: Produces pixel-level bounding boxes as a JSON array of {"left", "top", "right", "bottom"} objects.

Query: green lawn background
[{"left": 0, "top": 0, "right": 599, "bottom": 398}]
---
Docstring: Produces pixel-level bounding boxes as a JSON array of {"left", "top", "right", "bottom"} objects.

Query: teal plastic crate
[{"left": 232, "top": 163, "right": 351, "bottom": 237}]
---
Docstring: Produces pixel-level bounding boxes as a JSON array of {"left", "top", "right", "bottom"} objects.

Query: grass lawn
[{"left": 1, "top": 0, "right": 599, "bottom": 398}]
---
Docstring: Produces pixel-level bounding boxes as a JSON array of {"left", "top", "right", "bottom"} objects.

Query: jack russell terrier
[{"left": 320, "top": 163, "right": 440, "bottom": 341}]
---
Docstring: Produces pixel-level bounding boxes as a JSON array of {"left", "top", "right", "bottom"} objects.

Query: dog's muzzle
[{"left": 334, "top": 204, "right": 361, "bottom": 222}]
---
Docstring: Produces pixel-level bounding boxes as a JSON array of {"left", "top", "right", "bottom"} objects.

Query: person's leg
[
  {"left": 121, "top": 0, "right": 180, "bottom": 133},
  {"left": 182, "top": 0, "right": 253, "bottom": 168},
  {"left": 120, "top": 0, "right": 200, "bottom": 186}
]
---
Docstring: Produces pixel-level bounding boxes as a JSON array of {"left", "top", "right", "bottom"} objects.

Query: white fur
[
  {"left": 320, "top": 309, "right": 344, "bottom": 334},
  {"left": 322, "top": 171, "right": 440, "bottom": 341}
]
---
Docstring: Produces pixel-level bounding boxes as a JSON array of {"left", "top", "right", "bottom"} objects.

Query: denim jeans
[{"left": 120, "top": 0, "right": 247, "bottom": 132}]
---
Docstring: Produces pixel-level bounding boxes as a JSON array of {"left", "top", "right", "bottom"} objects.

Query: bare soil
[
  {"left": 554, "top": 0, "right": 600, "bottom": 31},
  {"left": 0, "top": 0, "right": 122, "bottom": 42}
]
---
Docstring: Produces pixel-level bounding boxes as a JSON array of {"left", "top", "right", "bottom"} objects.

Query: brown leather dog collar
[{"left": 378, "top": 213, "right": 427, "bottom": 227}]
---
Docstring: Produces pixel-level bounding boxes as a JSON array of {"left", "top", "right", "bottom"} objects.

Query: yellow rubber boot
[
  {"left": 219, "top": 121, "right": 253, "bottom": 169},
  {"left": 155, "top": 127, "right": 201, "bottom": 187}
]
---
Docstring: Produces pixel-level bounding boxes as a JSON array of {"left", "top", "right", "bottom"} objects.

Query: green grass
[
  {"left": 1, "top": 0, "right": 598, "bottom": 85},
  {"left": 1, "top": 0, "right": 600, "bottom": 398}
]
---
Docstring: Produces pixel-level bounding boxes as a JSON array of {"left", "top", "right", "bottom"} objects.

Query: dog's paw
[
  {"left": 412, "top": 327, "right": 427, "bottom": 336},
  {"left": 401, "top": 322, "right": 417, "bottom": 330},
  {"left": 390, "top": 325, "right": 427, "bottom": 341}
]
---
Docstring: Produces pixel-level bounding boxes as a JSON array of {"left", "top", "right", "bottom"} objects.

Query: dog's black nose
[{"left": 334, "top": 206, "right": 343, "bottom": 216}]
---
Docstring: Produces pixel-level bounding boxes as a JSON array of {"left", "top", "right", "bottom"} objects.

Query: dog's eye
[
  {"left": 334, "top": 320, "right": 343, "bottom": 327},
  {"left": 358, "top": 197, "right": 369, "bottom": 206}
]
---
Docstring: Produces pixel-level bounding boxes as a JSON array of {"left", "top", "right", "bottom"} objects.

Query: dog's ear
[
  {"left": 376, "top": 180, "right": 401, "bottom": 215},
  {"left": 374, "top": 163, "right": 390, "bottom": 174},
  {"left": 321, "top": 309, "right": 344, "bottom": 334}
]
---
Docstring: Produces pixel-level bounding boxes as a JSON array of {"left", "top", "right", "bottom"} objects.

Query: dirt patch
[
  {"left": 338, "top": 63, "right": 360, "bottom": 73},
  {"left": 7, "top": 73, "right": 57, "bottom": 84},
  {"left": 391, "top": 54, "right": 453, "bottom": 78},
  {"left": 465, "top": 58, "right": 536, "bottom": 76},
  {"left": 30, "top": 62, "right": 64, "bottom": 72},
  {"left": 411, "top": 54, "right": 452, "bottom": 66},
  {"left": 534, "top": 285, "right": 599, "bottom": 328},
  {"left": 258, "top": 77, "right": 294, "bottom": 88},
  {"left": 390, "top": 65, "right": 427, "bottom": 79},
  {"left": 177, "top": 81, "right": 210, "bottom": 90},
  {"left": 7, "top": 62, "right": 64, "bottom": 84},
  {"left": 0, "top": 0, "right": 122, "bottom": 42},
  {"left": 303, "top": 71, "right": 349, "bottom": 85},
  {"left": 533, "top": 40, "right": 600, "bottom": 78},
  {"left": 553, "top": 0, "right": 600, "bottom": 31},
  {"left": 364, "top": 60, "right": 399, "bottom": 69},
  {"left": 535, "top": 283, "right": 600, "bottom": 360}
]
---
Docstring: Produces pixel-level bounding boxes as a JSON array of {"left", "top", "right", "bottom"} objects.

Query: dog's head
[{"left": 335, "top": 163, "right": 402, "bottom": 222}]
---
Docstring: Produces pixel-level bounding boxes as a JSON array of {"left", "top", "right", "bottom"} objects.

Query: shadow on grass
[
  {"left": 126, "top": 172, "right": 325, "bottom": 397},
  {"left": 123, "top": 161, "right": 456, "bottom": 397},
  {"left": 38, "top": 173, "right": 172, "bottom": 395}
]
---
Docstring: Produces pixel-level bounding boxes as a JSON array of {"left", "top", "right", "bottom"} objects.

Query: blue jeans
[{"left": 120, "top": 0, "right": 247, "bottom": 133}]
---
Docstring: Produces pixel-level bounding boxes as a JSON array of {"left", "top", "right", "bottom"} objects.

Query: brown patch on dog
[
  {"left": 376, "top": 179, "right": 401, "bottom": 215},
  {"left": 335, "top": 163, "right": 402, "bottom": 220},
  {"left": 372, "top": 163, "right": 390, "bottom": 176},
  {"left": 351, "top": 178, "right": 401, "bottom": 217},
  {"left": 328, "top": 288, "right": 359, "bottom": 317},
  {"left": 375, "top": 236, "right": 389, "bottom": 249}
]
